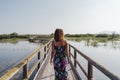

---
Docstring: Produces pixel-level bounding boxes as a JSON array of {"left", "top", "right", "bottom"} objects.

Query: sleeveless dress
[{"left": 53, "top": 46, "right": 68, "bottom": 80}]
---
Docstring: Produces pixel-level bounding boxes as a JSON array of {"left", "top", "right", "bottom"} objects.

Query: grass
[
  {"left": 0, "top": 38, "right": 26, "bottom": 44},
  {"left": 66, "top": 36, "right": 120, "bottom": 47}
]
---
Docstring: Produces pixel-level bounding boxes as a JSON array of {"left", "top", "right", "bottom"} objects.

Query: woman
[{"left": 50, "top": 28, "right": 70, "bottom": 80}]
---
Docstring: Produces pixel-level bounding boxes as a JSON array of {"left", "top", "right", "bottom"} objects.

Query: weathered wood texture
[{"left": 35, "top": 62, "right": 76, "bottom": 80}]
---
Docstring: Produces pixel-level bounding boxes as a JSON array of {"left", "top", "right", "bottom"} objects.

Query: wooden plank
[
  {"left": 35, "top": 62, "right": 77, "bottom": 80},
  {"left": 50, "top": 65, "right": 54, "bottom": 80},
  {"left": 34, "top": 52, "right": 50, "bottom": 80},
  {"left": 67, "top": 64, "right": 76, "bottom": 80},
  {"left": 41, "top": 63, "right": 53, "bottom": 80}
]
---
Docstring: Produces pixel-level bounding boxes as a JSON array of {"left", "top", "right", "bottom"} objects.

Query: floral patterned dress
[{"left": 53, "top": 46, "right": 68, "bottom": 80}]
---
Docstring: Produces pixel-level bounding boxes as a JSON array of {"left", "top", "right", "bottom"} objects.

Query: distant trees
[
  {"left": 65, "top": 33, "right": 120, "bottom": 40},
  {"left": 0, "top": 32, "right": 29, "bottom": 39},
  {"left": 95, "top": 33, "right": 119, "bottom": 40},
  {"left": 0, "top": 34, "right": 9, "bottom": 39},
  {"left": 65, "top": 34, "right": 94, "bottom": 37},
  {"left": 9, "top": 32, "right": 18, "bottom": 38},
  {"left": 95, "top": 34, "right": 109, "bottom": 38},
  {"left": 1, "top": 32, "right": 119, "bottom": 40}
]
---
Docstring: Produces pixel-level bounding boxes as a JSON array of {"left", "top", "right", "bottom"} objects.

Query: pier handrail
[
  {"left": 69, "top": 44, "right": 120, "bottom": 80},
  {"left": 0, "top": 39, "right": 52, "bottom": 80}
]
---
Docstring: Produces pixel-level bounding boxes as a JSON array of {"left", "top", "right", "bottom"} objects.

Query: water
[
  {"left": 69, "top": 40, "right": 120, "bottom": 80},
  {"left": 0, "top": 40, "right": 41, "bottom": 77}
]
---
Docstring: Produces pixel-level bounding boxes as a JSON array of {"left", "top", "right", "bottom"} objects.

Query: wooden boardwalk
[{"left": 35, "top": 60, "right": 76, "bottom": 80}]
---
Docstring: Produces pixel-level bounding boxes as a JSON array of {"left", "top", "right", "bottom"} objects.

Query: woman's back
[
  {"left": 53, "top": 40, "right": 66, "bottom": 47},
  {"left": 53, "top": 40, "right": 67, "bottom": 58}
]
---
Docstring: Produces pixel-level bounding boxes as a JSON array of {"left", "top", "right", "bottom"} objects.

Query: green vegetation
[
  {"left": 65, "top": 33, "right": 120, "bottom": 42},
  {"left": 1, "top": 32, "right": 120, "bottom": 43},
  {"left": 0, "top": 32, "right": 30, "bottom": 40},
  {"left": 0, "top": 32, "right": 52, "bottom": 43},
  {"left": 0, "top": 38, "right": 25, "bottom": 44},
  {"left": 65, "top": 33, "right": 120, "bottom": 47}
]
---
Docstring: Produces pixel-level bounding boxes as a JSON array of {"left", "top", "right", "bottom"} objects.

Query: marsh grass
[
  {"left": 0, "top": 38, "right": 26, "bottom": 44},
  {"left": 67, "top": 36, "right": 120, "bottom": 47}
]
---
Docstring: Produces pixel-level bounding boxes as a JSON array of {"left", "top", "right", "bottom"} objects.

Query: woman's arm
[
  {"left": 50, "top": 41, "right": 55, "bottom": 64},
  {"left": 65, "top": 41, "right": 70, "bottom": 63}
]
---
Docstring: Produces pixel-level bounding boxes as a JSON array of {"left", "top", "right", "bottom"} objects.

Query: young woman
[{"left": 50, "top": 28, "right": 70, "bottom": 80}]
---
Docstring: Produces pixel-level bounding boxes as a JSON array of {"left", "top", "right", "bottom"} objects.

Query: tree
[
  {"left": 10, "top": 32, "right": 18, "bottom": 38},
  {"left": 10, "top": 32, "right": 18, "bottom": 36}
]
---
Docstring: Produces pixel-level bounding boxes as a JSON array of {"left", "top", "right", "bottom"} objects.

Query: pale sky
[{"left": 0, "top": 0, "right": 120, "bottom": 34}]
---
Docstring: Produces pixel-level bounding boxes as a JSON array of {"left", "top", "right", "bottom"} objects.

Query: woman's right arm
[
  {"left": 50, "top": 41, "right": 55, "bottom": 64},
  {"left": 65, "top": 41, "right": 70, "bottom": 63}
]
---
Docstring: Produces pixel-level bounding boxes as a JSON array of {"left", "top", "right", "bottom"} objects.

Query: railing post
[
  {"left": 69, "top": 45, "right": 71, "bottom": 58},
  {"left": 69, "top": 45, "right": 71, "bottom": 52},
  {"left": 47, "top": 45, "right": 49, "bottom": 52},
  {"left": 44, "top": 46, "right": 46, "bottom": 59},
  {"left": 23, "top": 63, "right": 28, "bottom": 79},
  {"left": 47, "top": 43, "right": 49, "bottom": 48},
  {"left": 74, "top": 49, "right": 77, "bottom": 68},
  {"left": 88, "top": 62, "right": 93, "bottom": 80},
  {"left": 38, "top": 51, "right": 40, "bottom": 69}
]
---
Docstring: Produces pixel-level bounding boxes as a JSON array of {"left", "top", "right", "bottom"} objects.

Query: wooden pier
[
  {"left": 29, "top": 36, "right": 50, "bottom": 43},
  {"left": 0, "top": 39, "right": 120, "bottom": 80}
]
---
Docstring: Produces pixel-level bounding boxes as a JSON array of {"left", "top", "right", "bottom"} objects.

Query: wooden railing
[
  {"left": 0, "top": 39, "right": 52, "bottom": 80},
  {"left": 69, "top": 44, "right": 120, "bottom": 80}
]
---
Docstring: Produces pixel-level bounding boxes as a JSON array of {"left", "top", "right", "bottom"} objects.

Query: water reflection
[
  {"left": 0, "top": 38, "right": 21, "bottom": 44},
  {"left": 84, "top": 39, "right": 98, "bottom": 47},
  {"left": 0, "top": 39, "right": 42, "bottom": 77},
  {"left": 69, "top": 38, "right": 120, "bottom": 50}
]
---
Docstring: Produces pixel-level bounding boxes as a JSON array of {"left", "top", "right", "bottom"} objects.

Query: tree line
[
  {"left": 1, "top": 32, "right": 120, "bottom": 40},
  {"left": 65, "top": 33, "right": 120, "bottom": 39},
  {"left": 0, "top": 32, "right": 30, "bottom": 39}
]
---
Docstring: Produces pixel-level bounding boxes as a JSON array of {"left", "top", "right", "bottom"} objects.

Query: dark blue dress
[{"left": 53, "top": 46, "right": 68, "bottom": 80}]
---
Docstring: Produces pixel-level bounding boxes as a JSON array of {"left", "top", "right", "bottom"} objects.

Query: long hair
[{"left": 54, "top": 28, "right": 64, "bottom": 42}]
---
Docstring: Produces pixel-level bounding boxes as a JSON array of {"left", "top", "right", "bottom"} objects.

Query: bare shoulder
[
  {"left": 63, "top": 39, "right": 68, "bottom": 45},
  {"left": 64, "top": 39, "right": 68, "bottom": 42}
]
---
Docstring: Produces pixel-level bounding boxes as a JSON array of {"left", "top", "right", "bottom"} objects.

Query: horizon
[
  {"left": 0, "top": 30, "right": 120, "bottom": 35},
  {"left": 0, "top": 0, "right": 120, "bottom": 34}
]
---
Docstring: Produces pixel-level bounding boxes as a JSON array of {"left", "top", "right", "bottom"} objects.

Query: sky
[{"left": 0, "top": 0, "right": 120, "bottom": 34}]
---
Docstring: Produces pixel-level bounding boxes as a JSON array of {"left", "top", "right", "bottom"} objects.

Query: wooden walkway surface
[{"left": 35, "top": 62, "right": 76, "bottom": 80}]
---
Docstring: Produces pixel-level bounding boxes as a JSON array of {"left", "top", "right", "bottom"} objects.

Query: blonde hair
[{"left": 54, "top": 28, "right": 64, "bottom": 42}]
